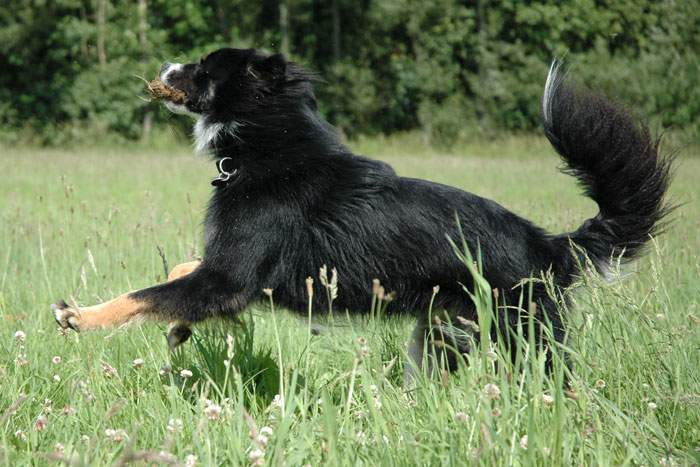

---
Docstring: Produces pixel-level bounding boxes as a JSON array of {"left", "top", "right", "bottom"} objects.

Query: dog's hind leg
[
  {"left": 404, "top": 315, "right": 479, "bottom": 387},
  {"left": 404, "top": 321, "right": 428, "bottom": 388}
]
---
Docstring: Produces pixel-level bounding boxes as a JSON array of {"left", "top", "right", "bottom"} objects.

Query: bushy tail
[{"left": 542, "top": 61, "right": 673, "bottom": 276}]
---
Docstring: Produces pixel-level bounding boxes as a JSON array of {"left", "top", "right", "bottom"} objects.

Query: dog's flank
[{"left": 53, "top": 49, "right": 671, "bottom": 377}]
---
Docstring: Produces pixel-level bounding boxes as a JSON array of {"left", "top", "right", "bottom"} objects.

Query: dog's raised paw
[
  {"left": 167, "top": 321, "right": 192, "bottom": 350},
  {"left": 51, "top": 300, "right": 80, "bottom": 331}
]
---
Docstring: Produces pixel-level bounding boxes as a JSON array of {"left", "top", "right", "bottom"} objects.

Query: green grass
[{"left": 1, "top": 137, "right": 699, "bottom": 465}]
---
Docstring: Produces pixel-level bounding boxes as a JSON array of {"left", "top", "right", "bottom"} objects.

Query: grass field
[{"left": 1, "top": 137, "right": 699, "bottom": 465}]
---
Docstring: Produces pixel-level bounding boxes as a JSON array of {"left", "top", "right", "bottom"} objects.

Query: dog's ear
[{"left": 248, "top": 53, "right": 287, "bottom": 84}]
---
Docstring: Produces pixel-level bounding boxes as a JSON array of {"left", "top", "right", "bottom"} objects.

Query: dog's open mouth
[{"left": 146, "top": 79, "right": 187, "bottom": 105}]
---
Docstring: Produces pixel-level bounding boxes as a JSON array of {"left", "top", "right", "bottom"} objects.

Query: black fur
[{"left": 136, "top": 50, "right": 671, "bottom": 369}]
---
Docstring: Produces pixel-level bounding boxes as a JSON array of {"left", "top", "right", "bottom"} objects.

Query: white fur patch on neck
[{"left": 193, "top": 118, "right": 241, "bottom": 154}]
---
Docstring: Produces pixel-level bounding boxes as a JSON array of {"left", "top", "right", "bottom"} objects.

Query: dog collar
[{"left": 211, "top": 157, "right": 238, "bottom": 187}]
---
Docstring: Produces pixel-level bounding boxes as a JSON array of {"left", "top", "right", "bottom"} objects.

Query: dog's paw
[
  {"left": 167, "top": 321, "right": 192, "bottom": 350},
  {"left": 51, "top": 300, "right": 81, "bottom": 331}
]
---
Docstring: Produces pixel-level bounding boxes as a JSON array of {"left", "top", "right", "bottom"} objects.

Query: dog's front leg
[
  {"left": 52, "top": 294, "right": 146, "bottom": 331},
  {"left": 167, "top": 260, "right": 201, "bottom": 281},
  {"left": 52, "top": 259, "right": 202, "bottom": 332},
  {"left": 52, "top": 265, "right": 246, "bottom": 348},
  {"left": 165, "top": 260, "right": 201, "bottom": 348}
]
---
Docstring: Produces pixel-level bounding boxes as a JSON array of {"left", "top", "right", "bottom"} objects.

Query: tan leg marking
[
  {"left": 52, "top": 294, "right": 145, "bottom": 331},
  {"left": 52, "top": 260, "right": 201, "bottom": 347},
  {"left": 167, "top": 260, "right": 201, "bottom": 281}
]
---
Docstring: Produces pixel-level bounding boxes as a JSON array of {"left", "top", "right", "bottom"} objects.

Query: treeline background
[{"left": 1, "top": 0, "right": 698, "bottom": 147}]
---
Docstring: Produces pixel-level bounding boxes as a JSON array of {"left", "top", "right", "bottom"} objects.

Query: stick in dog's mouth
[{"left": 146, "top": 79, "right": 187, "bottom": 105}]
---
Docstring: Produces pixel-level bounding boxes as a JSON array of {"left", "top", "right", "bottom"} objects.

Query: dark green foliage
[
  {"left": 0, "top": 0, "right": 697, "bottom": 146},
  {"left": 170, "top": 315, "right": 282, "bottom": 409}
]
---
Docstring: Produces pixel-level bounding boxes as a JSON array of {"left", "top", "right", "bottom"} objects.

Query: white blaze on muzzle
[{"left": 159, "top": 63, "right": 195, "bottom": 116}]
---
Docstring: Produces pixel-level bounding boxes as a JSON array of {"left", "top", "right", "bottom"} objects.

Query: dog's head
[{"left": 160, "top": 48, "right": 315, "bottom": 125}]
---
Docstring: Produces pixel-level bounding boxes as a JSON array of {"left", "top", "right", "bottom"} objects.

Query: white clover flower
[
  {"left": 132, "top": 358, "right": 145, "bottom": 369},
  {"left": 483, "top": 383, "right": 501, "bottom": 400},
  {"left": 648, "top": 402, "right": 658, "bottom": 410},
  {"left": 542, "top": 394, "right": 555, "bottom": 407},
  {"left": 14, "top": 330, "right": 26, "bottom": 342},
  {"left": 180, "top": 369, "right": 193, "bottom": 378},
  {"left": 185, "top": 454, "right": 197, "bottom": 467},
  {"left": 14, "top": 430, "right": 26, "bottom": 440},
  {"left": 271, "top": 394, "right": 284, "bottom": 409},
  {"left": 519, "top": 435, "right": 528, "bottom": 449},
  {"left": 594, "top": 379, "right": 606, "bottom": 389},
  {"left": 159, "top": 364, "right": 172, "bottom": 376},
  {"left": 35, "top": 415, "right": 48, "bottom": 432},
  {"left": 204, "top": 402, "right": 222, "bottom": 421},
  {"left": 249, "top": 448, "right": 265, "bottom": 464},
  {"left": 167, "top": 418, "right": 183, "bottom": 433},
  {"left": 259, "top": 426, "right": 273, "bottom": 436},
  {"left": 52, "top": 356, "right": 62, "bottom": 365},
  {"left": 104, "top": 428, "right": 128, "bottom": 442},
  {"left": 53, "top": 374, "right": 61, "bottom": 383},
  {"left": 101, "top": 362, "right": 118, "bottom": 378}
]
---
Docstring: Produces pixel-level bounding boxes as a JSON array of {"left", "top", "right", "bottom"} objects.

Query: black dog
[{"left": 52, "top": 49, "right": 671, "bottom": 379}]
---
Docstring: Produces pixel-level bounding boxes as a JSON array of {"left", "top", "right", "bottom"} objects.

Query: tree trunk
[
  {"left": 138, "top": 0, "right": 152, "bottom": 142},
  {"left": 96, "top": 0, "right": 107, "bottom": 66},
  {"left": 475, "top": 0, "right": 486, "bottom": 129},
  {"left": 331, "top": 0, "right": 341, "bottom": 61},
  {"left": 279, "top": 0, "right": 289, "bottom": 55}
]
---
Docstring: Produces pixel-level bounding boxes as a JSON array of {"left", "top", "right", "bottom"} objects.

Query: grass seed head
[{"left": 305, "top": 276, "right": 314, "bottom": 298}]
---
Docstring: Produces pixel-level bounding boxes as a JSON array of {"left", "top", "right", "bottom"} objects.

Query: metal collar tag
[{"left": 211, "top": 157, "right": 238, "bottom": 187}]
